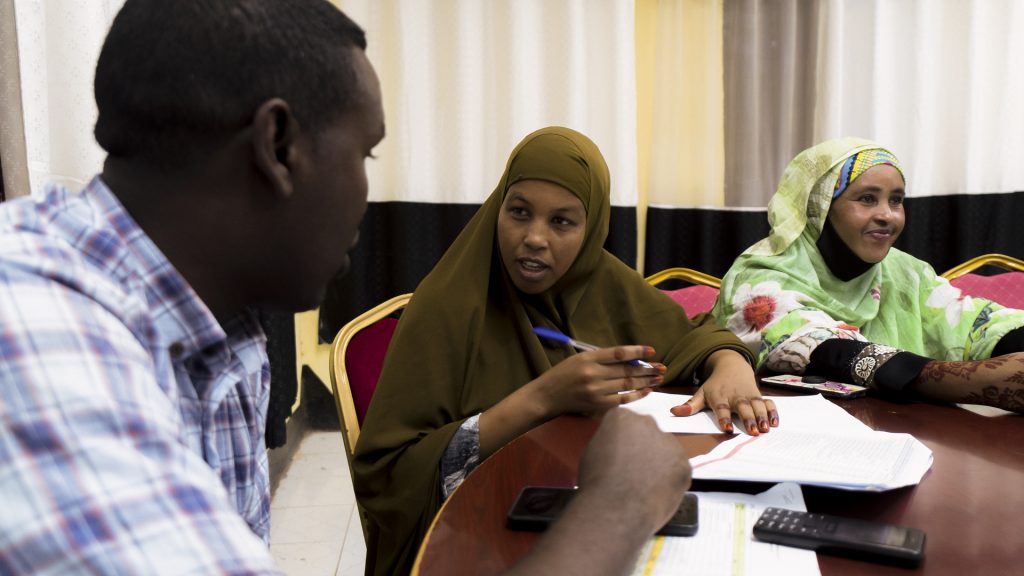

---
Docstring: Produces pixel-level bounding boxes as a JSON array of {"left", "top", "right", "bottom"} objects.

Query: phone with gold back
[{"left": 760, "top": 374, "right": 867, "bottom": 399}]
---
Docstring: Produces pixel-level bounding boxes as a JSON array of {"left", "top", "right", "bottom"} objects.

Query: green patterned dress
[{"left": 712, "top": 138, "right": 1024, "bottom": 377}]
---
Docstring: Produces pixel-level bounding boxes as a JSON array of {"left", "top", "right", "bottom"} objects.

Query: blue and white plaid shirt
[{"left": 0, "top": 177, "right": 281, "bottom": 574}]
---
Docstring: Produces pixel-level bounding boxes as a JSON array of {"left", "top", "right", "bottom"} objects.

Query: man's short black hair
[{"left": 94, "top": 0, "right": 367, "bottom": 167}]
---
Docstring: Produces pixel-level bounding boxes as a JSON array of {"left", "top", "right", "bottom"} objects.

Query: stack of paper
[
  {"left": 628, "top": 483, "right": 821, "bottom": 576},
  {"left": 689, "top": 429, "right": 933, "bottom": 491},
  {"left": 620, "top": 392, "right": 933, "bottom": 491}
]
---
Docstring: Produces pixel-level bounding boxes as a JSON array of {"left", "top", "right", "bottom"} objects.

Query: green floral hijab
[{"left": 712, "top": 138, "right": 1024, "bottom": 373}]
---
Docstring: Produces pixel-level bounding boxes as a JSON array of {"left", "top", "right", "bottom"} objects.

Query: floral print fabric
[{"left": 712, "top": 138, "right": 1024, "bottom": 373}]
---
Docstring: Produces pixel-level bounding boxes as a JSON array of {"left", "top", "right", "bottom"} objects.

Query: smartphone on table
[
  {"left": 760, "top": 374, "right": 867, "bottom": 399},
  {"left": 506, "top": 486, "right": 699, "bottom": 536}
]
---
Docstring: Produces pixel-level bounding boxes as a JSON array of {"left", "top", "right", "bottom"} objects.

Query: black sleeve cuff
[
  {"left": 992, "top": 326, "right": 1024, "bottom": 357},
  {"left": 873, "top": 352, "right": 932, "bottom": 394},
  {"left": 806, "top": 339, "right": 868, "bottom": 381},
  {"left": 806, "top": 339, "right": 932, "bottom": 396}
]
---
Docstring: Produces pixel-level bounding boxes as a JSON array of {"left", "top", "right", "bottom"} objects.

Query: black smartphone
[{"left": 506, "top": 486, "right": 699, "bottom": 537}]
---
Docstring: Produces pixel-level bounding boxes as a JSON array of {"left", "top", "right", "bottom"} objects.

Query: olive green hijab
[{"left": 353, "top": 126, "right": 748, "bottom": 576}]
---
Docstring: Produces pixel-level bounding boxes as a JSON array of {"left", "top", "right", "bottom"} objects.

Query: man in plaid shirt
[{"left": 0, "top": 0, "right": 383, "bottom": 573}]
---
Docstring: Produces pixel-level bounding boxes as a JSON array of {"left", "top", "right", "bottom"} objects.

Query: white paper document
[
  {"left": 621, "top": 392, "right": 872, "bottom": 435},
  {"left": 628, "top": 482, "right": 820, "bottom": 576},
  {"left": 690, "top": 429, "right": 933, "bottom": 491},
  {"left": 622, "top": 392, "right": 932, "bottom": 490}
]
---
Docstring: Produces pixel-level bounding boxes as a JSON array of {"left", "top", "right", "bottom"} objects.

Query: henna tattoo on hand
[
  {"left": 918, "top": 356, "right": 1011, "bottom": 383},
  {"left": 916, "top": 354, "right": 1024, "bottom": 412},
  {"left": 962, "top": 385, "right": 1024, "bottom": 413}
]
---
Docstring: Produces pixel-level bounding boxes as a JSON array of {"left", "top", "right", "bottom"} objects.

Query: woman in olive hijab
[{"left": 353, "top": 127, "right": 774, "bottom": 576}]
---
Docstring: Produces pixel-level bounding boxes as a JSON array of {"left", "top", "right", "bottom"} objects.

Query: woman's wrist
[
  {"left": 701, "top": 348, "right": 750, "bottom": 380},
  {"left": 480, "top": 383, "right": 553, "bottom": 457}
]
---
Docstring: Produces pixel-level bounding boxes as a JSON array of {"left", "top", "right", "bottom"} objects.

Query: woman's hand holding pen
[
  {"left": 478, "top": 345, "right": 663, "bottom": 459},
  {"left": 530, "top": 345, "right": 666, "bottom": 418},
  {"left": 669, "top": 349, "right": 779, "bottom": 435}
]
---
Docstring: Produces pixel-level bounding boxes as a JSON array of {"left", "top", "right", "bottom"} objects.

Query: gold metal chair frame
[
  {"left": 329, "top": 292, "right": 411, "bottom": 545},
  {"left": 941, "top": 253, "right": 1024, "bottom": 280},
  {"left": 644, "top": 266, "right": 722, "bottom": 289},
  {"left": 329, "top": 292, "right": 412, "bottom": 462}
]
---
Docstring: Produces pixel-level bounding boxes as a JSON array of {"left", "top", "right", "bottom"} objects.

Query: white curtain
[
  {"left": 0, "top": 0, "right": 29, "bottom": 199},
  {"left": 722, "top": 0, "right": 819, "bottom": 208},
  {"left": 338, "top": 0, "right": 638, "bottom": 206},
  {"left": 814, "top": 0, "right": 1024, "bottom": 198},
  {"left": 12, "top": 0, "right": 124, "bottom": 196},
  {"left": 10, "top": 0, "right": 1024, "bottom": 207}
]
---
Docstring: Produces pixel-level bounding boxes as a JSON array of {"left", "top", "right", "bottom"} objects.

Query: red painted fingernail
[{"left": 719, "top": 418, "right": 733, "bottom": 432}]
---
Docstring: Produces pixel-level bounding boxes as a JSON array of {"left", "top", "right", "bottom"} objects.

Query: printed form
[
  {"left": 629, "top": 482, "right": 820, "bottom": 576},
  {"left": 690, "top": 429, "right": 933, "bottom": 490},
  {"left": 621, "top": 392, "right": 932, "bottom": 490}
]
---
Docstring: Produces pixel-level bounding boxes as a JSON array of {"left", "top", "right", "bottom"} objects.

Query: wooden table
[{"left": 412, "top": 393, "right": 1024, "bottom": 575}]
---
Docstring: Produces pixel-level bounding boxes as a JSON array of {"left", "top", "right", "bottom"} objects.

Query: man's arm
[{"left": 502, "top": 410, "right": 692, "bottom": 576}]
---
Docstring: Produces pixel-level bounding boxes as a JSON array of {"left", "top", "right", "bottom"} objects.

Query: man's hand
[
  {"left": 577, "top": 410, "right": 692, "bottom": 532},
  {"left": 502, "top": 410, "right": 691, "bottom": 576}
]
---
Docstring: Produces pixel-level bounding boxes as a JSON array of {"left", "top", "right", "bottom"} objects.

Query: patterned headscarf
[
  {"left": 712, "top": 138, "right": 1024, "bottom": 373},
  {"left": 832, "top": 149, "right": 904, "bottom": 199}
]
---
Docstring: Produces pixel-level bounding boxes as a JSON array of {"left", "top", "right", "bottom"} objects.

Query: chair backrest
[
  {"left": 329, "top": 293, "right": 412, "bottom": 465},
  {"left": 645, "top": 267, "right": 722, "bottom": 317},
  {"left": 327, "top": 292, "right": 410, "bottom": 545},
  {"left": 941, "top": 254, "right": 1024, "bottom": 309}
]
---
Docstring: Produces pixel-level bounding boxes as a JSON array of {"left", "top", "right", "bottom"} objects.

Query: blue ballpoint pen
[{"left": 532, "top": 326, "right": 654, "bottom": 368}]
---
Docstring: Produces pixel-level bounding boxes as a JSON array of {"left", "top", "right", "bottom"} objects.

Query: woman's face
[
  {"left": 497, "top": 179, "right": 587, "bottom": 294},
  {"left": 827, "top": 164, "right": 906, "bottom": 264}
]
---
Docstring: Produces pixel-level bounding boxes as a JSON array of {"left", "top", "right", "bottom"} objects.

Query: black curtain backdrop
[
  {"left": 259, "top": 309, "right": 297, "bottom": 449},
  {"left": 320, "top": 191, "right": 1024, "bottom": 340},
  {"left": 646, "top": 191, "right": 1024, "bottom": 279},
  {"left": 265, "top": 189, "right": 1023, "bottom": 444},
  {"left": 318, "top": 202, "right": 637, "bottom": 342}
]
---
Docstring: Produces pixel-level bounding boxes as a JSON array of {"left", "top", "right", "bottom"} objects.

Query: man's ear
[{"left": 252, "top": 98, "right": 300, "bottom": 199}]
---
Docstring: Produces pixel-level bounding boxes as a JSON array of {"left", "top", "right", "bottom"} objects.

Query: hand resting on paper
[{"left": 668, "top": 349, "right": 780, "bottom": 435}]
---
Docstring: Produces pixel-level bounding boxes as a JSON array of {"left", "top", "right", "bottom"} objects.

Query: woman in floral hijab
[{"left": 712, "top": 137, "right": 1024, "bottom": 411}]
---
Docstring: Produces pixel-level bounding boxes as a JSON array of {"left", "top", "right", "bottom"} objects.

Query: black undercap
[{"left": 816, "top": 217, "right": 873, "bottom": 281}]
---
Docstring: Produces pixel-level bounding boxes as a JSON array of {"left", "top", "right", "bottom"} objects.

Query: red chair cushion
[
  {"left": 950, "top": 272, "right": 1024, "bottom": 310},
  {"left": 344, "top": 317, "right": 399, "bottom": 425},
  {"left": 662, "top": 285, "right": 720, "bottom": 317}
]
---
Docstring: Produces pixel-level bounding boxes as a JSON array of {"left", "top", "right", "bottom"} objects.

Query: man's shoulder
[{"left": 0, "top": 182, "right": 146, "bottom": 320}]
